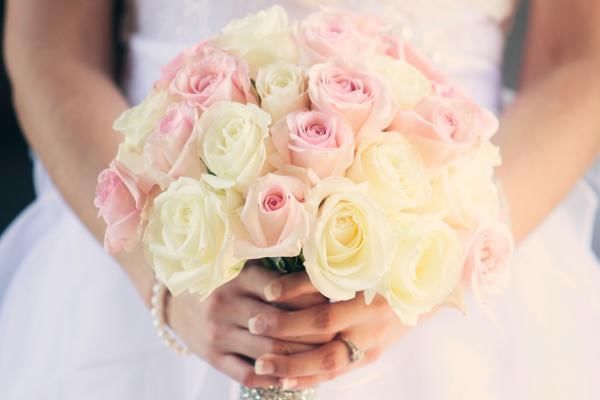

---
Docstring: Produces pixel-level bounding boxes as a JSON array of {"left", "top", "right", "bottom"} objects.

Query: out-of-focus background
[{"left": 0, "top": 0, "right": 528, "bottom": 234}]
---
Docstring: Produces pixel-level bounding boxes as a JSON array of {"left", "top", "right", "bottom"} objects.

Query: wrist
[{"left": 114, "top": 246, "right": 156, "bottom": 309}]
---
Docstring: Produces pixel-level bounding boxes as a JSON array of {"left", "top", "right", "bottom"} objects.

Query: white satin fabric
[{"left": 1, "top": 1, "right": 600, "bottom": 399}]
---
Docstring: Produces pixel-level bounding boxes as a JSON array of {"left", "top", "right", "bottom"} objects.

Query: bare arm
[
  {"left": 4, "top": 0, "right": 154, "bottom": 301},
  {"left": 4, "top": 3, "right": 322, "bottom": 385},
  {"left": 496, "top": 0, "right": 600, "bottom": 241}
]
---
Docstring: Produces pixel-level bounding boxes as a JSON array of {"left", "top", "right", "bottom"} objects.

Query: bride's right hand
[{"left": 165, "top": 263, "right": 317, "bottom": 388}]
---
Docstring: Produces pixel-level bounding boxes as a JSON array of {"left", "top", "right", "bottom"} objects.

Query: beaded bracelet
[{"left": 150, "top": 280, "right": 192, "bottom": 356}]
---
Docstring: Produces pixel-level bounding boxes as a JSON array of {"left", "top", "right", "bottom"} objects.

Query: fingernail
[
  {"left": 281, "top": 378, "right": 297, "bottom": 390},
  {"left": 248, "top": 317, "right": 266, "bottom": 334},
  {"left": 255, "top": 359, "right": 274, "bottom": 375},
  {"left": 264, "top": 282, "right": 282, "bottom": 301}
]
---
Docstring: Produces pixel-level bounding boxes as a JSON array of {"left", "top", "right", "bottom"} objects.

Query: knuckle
[
  {"left": 268, "top": 312, "right": 285, "bottom": 334},
  {"left": 321, "top": 349, "right": 340, "bottom": 372},
  {"left": 268, "top": 340, "right": 290, "bottom": 355},
  {"left": 205, "top": 295, "right": 224, "bottom": 318},
  {"left": 313, "top": 306, "right": 333, "bottom": 331},
  {"left": 204, "top": 322, "right": 221, "bottom": 344}
]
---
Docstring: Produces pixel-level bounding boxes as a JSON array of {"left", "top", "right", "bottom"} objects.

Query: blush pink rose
[
  {"left": 234, "top": 174, "right": 310, "bottom": 259},
  {"left": 389, "top": 94, "right": 499, "bottom": 167},
  {"left": 143, "top": 103, "right": 206, "bottom": 188},
  {"left": 155, "top": 41, "right": 215, "bottom": 89},
  {"left": 461, "top": 220, "right": 514, "bottom": 311},
  {"left": 295, "top": 9, "right": 382, "bottom": 66},
  {"left": 162, "top": 43, "right": 256, "bottom": 109},
  {"left": 95, "top": 161, "right": 150, "bottom": 254},
  {"left": 308, "top": 60, "right": 397, "bottom": 142},
  {"left": 269, "top": 110, "right": 355, "bottom": 181}
]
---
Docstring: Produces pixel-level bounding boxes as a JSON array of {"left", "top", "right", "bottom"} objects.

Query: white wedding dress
[{"left": 1, "top": 1, "right": 599, "bottom": 399}]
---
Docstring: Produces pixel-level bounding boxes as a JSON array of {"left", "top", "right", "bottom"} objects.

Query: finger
[
  {"left": 249, "top": 296, "right": 367, "bottom": 339},
  {"left": 280, "top": 348, "right": 380, "bottom": 390},
  {"left": 226, "top": 328, "right": 316, "bottom": 360},
  {"left": 264, "top": 272, "right": 319, "bottom": 303},
  {"left": 224, "top": 297, "right": 278, "bottom": 328},
  {"left": 235, "top": 264, "right": 281, "bottom": 301},
  {"left": 254, "top": 339, "right": 351, "bottom": 378},
  {"left": 214, "top": 354, "right": 280, "bottom": 388},
  {"left": 282, "top": 332, "right": 336, "bottom": 345},
  {"left": 276, "top": 292, "right": 328, "bottom": 310}
]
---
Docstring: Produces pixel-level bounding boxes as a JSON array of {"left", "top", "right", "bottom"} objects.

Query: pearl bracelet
[{"left": 150, "top": 280, "right": 192, "bottom": 356}]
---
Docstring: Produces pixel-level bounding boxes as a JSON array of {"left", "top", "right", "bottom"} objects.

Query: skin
[{"left": 4, "top": 0, "right": 600, "bottom": 390}]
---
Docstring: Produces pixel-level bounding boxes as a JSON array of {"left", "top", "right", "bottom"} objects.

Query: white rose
[
  {"left": 214, "top": 6, "right": 298, "bottom": 76},
  {"left": 113, "top": 90, "right": 170, "bottom": 174},
  {"left": 380, "top": 213, "right": 463, "bottom": 326},
  {"left": 256, "top": 62, "right": 309, "bottom": 123},
  {"left": 195, "top": 101, "right": 271, "bottom": 190},
  {"left": 143, "top": 176, "right": 244, "bottom": 299},
  {"left": 113, "top": 90, "right": 170, "bottom": 152},
  {"left": 347, "top": 132, "right": 432, "bottom": 212},
  {"left": 418, "top": 152, "right": 501, "bottom": 229},
  {"left": 303, "top": 177, "right": 395, "bottom": 301},
  {"left": 368, "top": 54, "right": 432, "bottom": 109}
]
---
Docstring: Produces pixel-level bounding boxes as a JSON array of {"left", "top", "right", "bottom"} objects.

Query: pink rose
[
  {"left": 389, "top": 94, "right": 499, "bottom": 167},
  {"left": 94, "top": 161, "right": 150, "bottom": 254},
  {"left": 308, "top": 60, "right": 397, "bottom": 142},
  {"left": 162, "top": 43, "right": 256, "bottom": 109},
  {"left": 234, "top": 174, "right": 310, "bottom": 259},
  {"left": 269, "top": 110, "right": 355, "bottom": 181},
  {"left": 155, "top": 41, "right": 214, "bottom": 89},
  {"left": 143, "top": 103, "right": 205, "bottom": 188},
  {"left": 462, "top": 221, "right": 514, "bottom": 311},
  {"left": 295, "top": 9, "right": 382, "bottom": 66}
]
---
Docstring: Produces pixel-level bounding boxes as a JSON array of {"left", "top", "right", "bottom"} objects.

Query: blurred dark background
[
  {"left": 0, "top": 0, "right": 528, "bottom": 234},
  {"left": 0, "top": 1, "right": 35, "bottom": 233}
]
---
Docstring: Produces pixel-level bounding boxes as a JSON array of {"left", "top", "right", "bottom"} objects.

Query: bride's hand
[
  {"left": 165, "top": 263, "right": 320, "bottom": 388},
  {"left": 249, "top": 272, "right": 411, "bottom": 390}
]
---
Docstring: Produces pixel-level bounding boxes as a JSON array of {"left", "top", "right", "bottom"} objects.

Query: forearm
[
  {"left": 496, "top": 56, "right": 600, "bottom": 241},
  {"left": 8, "top": 56, "right": 155, "bottom": 306}
]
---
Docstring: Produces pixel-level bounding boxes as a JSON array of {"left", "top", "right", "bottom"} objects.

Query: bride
[{"left": 1, "top": 0, "right": 599, "bottom": 399}]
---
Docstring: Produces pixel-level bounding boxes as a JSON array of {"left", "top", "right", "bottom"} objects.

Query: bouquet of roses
[{"left": 95, "top": 5, "right": 513, "bottom": 394}]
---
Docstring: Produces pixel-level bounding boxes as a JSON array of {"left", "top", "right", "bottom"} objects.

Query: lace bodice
[{"left": 122, "top": 0, "right": 515, "bottom": 111}]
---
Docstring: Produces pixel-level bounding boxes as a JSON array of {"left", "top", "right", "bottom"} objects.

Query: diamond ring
[{"left": 336, "top": 335, "right": 364, "bottom": 363}]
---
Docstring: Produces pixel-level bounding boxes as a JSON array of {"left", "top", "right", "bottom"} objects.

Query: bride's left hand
[{"left": 249, "top": 272, "right": 412, "bottom": 390}]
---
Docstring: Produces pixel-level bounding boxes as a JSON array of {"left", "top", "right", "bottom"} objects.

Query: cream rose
[
  {"left": 143, "top": 176, "right": 244, "bottom": 299},
  {"left": 417, "top": 154, "right": 501, "bottom": 229},
  {"left": 295, "top": 9, "right": 382, "bottom": 66},
  {"left": 303, "top": 177, "right": 395, "bottom": 300},
  {"left": 113, "top": 90, "right": 170, "bottom": 153},
  {"left": 347, "top": 132, "right": 431, "bottom": 212},
  {"left": 380, "top": 213, "right": 464, "bottom": 326},
  {"left": 462, "top": 220, "right": 514, "bottom": 312},
  {"left": 270, "top": 110, "right": 355, "bottom": 182},
  {"left": 308, "top": 60, "right": 397, "bottom": 142},
  {"left": 256, "top": 62, "right": 309, "bottom": 123},
  {"left": 195, "top": 101, "right": 271, "bottom": 190},
  {"left": 368, "top": 54, "right": 432, "bottom": 110},
  {"left": 378, "top": 36, "right": 448, "bottom": 86},
  {"left": 234, "top": 174, "right": 310, "bottom": 259},
  {"left": 213, "top": 6, "right": 298, "bottom": 77}
]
